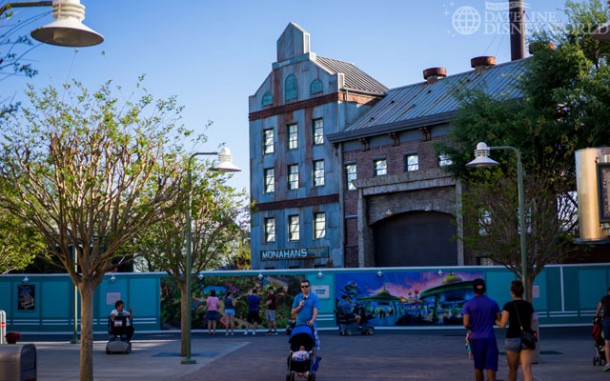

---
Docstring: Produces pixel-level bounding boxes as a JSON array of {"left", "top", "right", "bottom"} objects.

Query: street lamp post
[
  {"left": 182, "top": 147, "right": 240, "bottom": 365},
  {"left": 466, "top": 142, "right": 528, "bottom": 300},
  {"left": 0, "top": 0, "right": 103, "bottom": 47}
]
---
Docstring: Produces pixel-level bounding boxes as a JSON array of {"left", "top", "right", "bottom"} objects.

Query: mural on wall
[
  {"left": 17, "top": 284, "right": 36, "bottom": 310},
  {"left": 160, "top": 274, "right": 305, "bottom": 330},
  {"left": 335, "top": 271, "right": 483, "bottom": 326}
]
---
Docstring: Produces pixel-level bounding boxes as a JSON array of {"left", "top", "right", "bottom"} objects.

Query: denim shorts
[{"left": 505, "top": 337, "right": 535, "bottom": 351}]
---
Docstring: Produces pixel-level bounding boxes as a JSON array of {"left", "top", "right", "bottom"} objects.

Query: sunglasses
[{"left": 301, "top": 285, "right": 310, "bottom": 288}]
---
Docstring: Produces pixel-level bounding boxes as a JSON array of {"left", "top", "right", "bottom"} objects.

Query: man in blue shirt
[
  {"left": 337, "top": 294, "right": 361, "bottom": 326},
  {"left": 291, "top": 280, "right": 320, "bottom": 348},
  {"left": 463, "top": 278, "right": 500, "bottom": 381}
]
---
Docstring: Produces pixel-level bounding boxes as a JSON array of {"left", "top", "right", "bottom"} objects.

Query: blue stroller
[{"left": 286, "top": 324, "right": 321, "bottom": 381}]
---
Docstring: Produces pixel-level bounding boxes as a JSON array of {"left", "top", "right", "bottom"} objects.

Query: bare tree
[
  {"left": 0, "top": 80, "right": 185, "bottom": 381},
  {"left": 460, "top": 171, "right": 577, "bottom": 300}
]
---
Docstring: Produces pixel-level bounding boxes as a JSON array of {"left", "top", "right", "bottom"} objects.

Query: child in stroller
[
  {"left": 106, "top": 300, "right": 133, "bottom": 354},
  {"left": 286, "top": 324, "right": 321, "bottom": 381},
  {"left": 593, "top": 316, "right": 606, "bottom": 366}
]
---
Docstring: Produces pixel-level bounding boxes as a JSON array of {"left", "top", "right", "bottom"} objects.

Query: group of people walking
[
  {"left": 202, "top": 286, "right": 283, "bottom": 336},
  {"left": 462, "top": 279, "right": 536, "bottom": 381},
  {"left": 201, "top": 281, "right": 320, "bottom": 347}
]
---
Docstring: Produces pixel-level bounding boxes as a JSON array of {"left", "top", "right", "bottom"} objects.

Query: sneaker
[
  {"left": 273, "top": 331, "right": 278, "bottom": 335},
  {"left": 225, "top": 332, "right": 229, "bottom": 336},
  {"left": 244, "top": 331, "right": 248, "bottom": 336},
  {"left": 604, "top": 364, "right": 610, "bottom": 372},
  {"left": 252, "top": 331, "right": 256, "bottom": 335}
]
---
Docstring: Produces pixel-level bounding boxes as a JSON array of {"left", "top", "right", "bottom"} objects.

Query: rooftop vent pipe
[
  {"left": 423, "top": 67, "right": 447, "bottom": 84},
  {"left": 471, "top": 56, "right": 496, "bottom": 73}
]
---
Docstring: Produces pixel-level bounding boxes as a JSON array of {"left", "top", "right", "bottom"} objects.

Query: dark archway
[{"left": 373, "top": 211, "right": 457, "bottom": 266}]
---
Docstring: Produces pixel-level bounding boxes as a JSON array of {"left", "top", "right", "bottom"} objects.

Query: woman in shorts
[{"left": 496, "top": 280, "right": 535, "bottom": 381}]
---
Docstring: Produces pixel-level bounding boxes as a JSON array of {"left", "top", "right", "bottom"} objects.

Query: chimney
[
  {"left": 509, "top": 0, "right": 526, "bottom": 60},
  {"left": 471, "top": 56, "right": 496, "bottom": 74},
  {"left": 423, "top": 67, "right": 447, "bottom": 84}
]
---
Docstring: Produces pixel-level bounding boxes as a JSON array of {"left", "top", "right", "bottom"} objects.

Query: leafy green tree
[
  {"left": 0, "top": 213, "right": 45, "bottom": 273},
  {"left": 440, "top": 0, "right": 610, "bottom": 300},
  {"left": 139, "top": 163, "right": 249, "bottom": 356},
  {"left": 0, "top": 79, "right": 185, "bottom": 381}
]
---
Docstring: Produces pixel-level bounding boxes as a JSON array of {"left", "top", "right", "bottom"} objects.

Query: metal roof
[
  {"left": 315, "top": 55, "right": 388, "bottom": 95},
  {"left": 329, "top": 58, "right": 527, "bottom": 142}
]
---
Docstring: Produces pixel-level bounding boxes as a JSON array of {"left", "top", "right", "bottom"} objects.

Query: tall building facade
[
  {"left": 250, "top": 24, "right": 527, "bottom": 269},
  {"left": 249, "top": 23, "right": 386, "bottom": 269}
]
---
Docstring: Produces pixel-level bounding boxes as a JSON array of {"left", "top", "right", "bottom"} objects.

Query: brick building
[{"left": 249, "top": 23, "right": 526, "bottom": 269}]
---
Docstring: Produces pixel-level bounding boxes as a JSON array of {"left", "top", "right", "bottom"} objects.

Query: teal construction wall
[{"left": 1, "top": 264, "right": 609, "bottom": 333}]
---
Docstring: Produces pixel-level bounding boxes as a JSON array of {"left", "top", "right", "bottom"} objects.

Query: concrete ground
[{"left": 10, "top": 326, "right": 607, "bottom": 380}]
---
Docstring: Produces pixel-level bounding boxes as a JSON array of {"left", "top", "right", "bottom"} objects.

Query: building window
[
  {"left": 262, "top": 92, "right": 273, "bottom": 107},
  {"left": 405, "top": 154, "right": 419, "bottom": 172},
  {"left": 285, "top": 74, "right": 297, "bottom": 101},
  {"left": 288, "top": 123, "right": 298, "bottom": 150},
  {"left": 313, "top": 160, "right": 324, "bottom": 187},
  {"left": 345, "top": 164, "right": 357, "bottom": 191},
  {"left": 314, "top": 212, "right": 326, "bottom": 239},
  {"left": 439, "top": 154, "right": 453, "bottom": 167},
  {"left": 288, "top": 164, "right": 299, "bottom": 190},
  {"left": 288, "top": 215, "right": 300, "bottom": 241},
  {"left": 313, "top": 119, "right": 324, "bottom": 145},
  {"left": 310, "top": 79, "right": 323, "bottom": 94},
  {"left": 263, "top": 129, "right": 274, "bottom": 155},
  {"left": 264, "top": 168, "right": 275, "bottom": 194},
  {"left": 264, "top": 217, "right": 276, "bottom": 243},
  {"left": 374, "top": 159, "right": 387, "bottom": 176}
]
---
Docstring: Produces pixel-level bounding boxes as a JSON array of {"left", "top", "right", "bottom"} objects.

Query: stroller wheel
[{"left": 367, "top": 327, "right": 375, "bottom": 335}]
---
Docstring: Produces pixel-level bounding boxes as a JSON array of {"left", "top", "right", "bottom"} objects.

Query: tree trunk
[
  {"left": 180, "top": 282, "right": 189, "bottom": 357},
  {"left": 79, "top": 282, "right": 96, "bottom": 381}
]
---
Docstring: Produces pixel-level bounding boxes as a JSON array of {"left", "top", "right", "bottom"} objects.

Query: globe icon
[{"left": 452, "top": 6, "right": 481, "bottom": 36}]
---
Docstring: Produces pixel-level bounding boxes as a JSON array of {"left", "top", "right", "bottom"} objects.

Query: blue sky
[{"left": 2, "top": 0, "right": 572, "bottom": 192}]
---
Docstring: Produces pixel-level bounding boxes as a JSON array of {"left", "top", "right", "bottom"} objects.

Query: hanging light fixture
[{"left": 30, "top": 0, "right": 103, "bottom": 47}]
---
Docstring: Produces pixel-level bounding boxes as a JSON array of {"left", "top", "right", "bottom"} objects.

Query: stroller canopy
[{"left": 289, "top": 324, "right": 316, "bottom": 350}]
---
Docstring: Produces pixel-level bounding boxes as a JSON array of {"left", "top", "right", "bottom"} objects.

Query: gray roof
[
  {"left": 315, "top": 55, "right": 388, "bottom": 95},
  {"left": 328, "top": 58, "right": 527, "bottom": 142}
]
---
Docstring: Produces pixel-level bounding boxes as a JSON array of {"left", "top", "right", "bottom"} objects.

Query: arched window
[
  {"left": 262, "top": 92, "right": 273, "bottom": 107},
  {"left": 285, "top": 74, "right": 297, "bottom": 101},
  {"left": 310, "top": 79, "right": 323, "bottom": 94}
]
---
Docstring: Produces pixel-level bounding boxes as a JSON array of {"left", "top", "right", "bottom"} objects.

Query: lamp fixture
[
  {"left": 317, "top": 271, "right": 323, "bottom": 279},
  {"left": 437, "top": 269, "right": 443, "bottom": 277},
  {"left": 257, "top": 273, "right": 264, "bottom": 280},
  {"left": 377, "top": 270, "right": 383, "bottom": 278},
  {"left": 30, "top": 0, "right": 104, "bottom": 47},
  {"left": 22, "top": 276, "right": 29, "bottom": 283},
  {"left": 213, "top": 146, "right": 241, "bottom": 172},
  {"left": 109, "top": 274, "right": 116, "bottom": 283}
]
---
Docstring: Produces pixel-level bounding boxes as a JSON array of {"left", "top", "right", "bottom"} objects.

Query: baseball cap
[{"left": 473, "top": 278, "right": 486, "bottom": 293}]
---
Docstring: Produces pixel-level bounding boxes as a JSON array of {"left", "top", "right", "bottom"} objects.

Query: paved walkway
[{"left": 13, "top": 327, "right": 607, "bottom": 380}]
